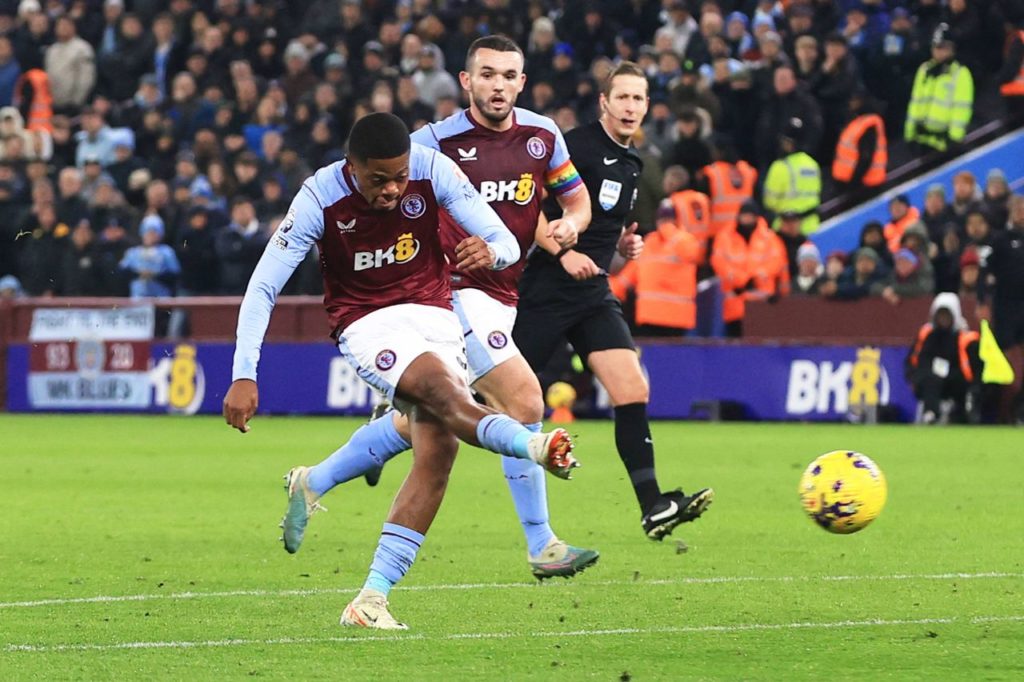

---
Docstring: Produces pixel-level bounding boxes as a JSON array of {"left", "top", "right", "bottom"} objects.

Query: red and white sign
[{"left": 27, "top": 306, "right": 155, "bottom": 409}]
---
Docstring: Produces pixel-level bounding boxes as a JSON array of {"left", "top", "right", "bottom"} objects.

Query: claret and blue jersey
[
  {"left": 231, "top": 143, "right": 519, "bottom": 382},
  {"left": 412, "top": 107, "right": 584, "bottom": 306}
]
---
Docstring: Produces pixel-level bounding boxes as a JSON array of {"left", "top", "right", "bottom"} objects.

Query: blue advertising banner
[
  {"left": 5, "top": 341, "right": 917, "bottom": 421},
  {"left": 639, "top": 343, "right": 915, "bottom": 421}
]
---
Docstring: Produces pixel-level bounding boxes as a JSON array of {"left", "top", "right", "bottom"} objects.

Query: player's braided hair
[
  {"left": 347, "top": 112, "right": 411, "bottom": 161},
  {"left": 601, "top": 61, "right": 648, "bottom": 97}
]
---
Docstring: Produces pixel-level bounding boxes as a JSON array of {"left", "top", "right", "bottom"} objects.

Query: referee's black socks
[{"left": 613, "top": 402, "right": 662, "bottom": 514}]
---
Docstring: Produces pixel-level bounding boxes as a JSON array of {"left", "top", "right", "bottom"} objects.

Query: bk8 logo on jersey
[
  {"left": 479, "top": 173, "right": 535, "bottom": 206},
  {"left": 353, "top": 232, "right": 420, "bottom": 271}
]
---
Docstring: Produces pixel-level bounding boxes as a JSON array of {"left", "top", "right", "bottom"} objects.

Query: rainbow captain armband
[{"left": 545, "top": 160, "right": 583, "bottom": 196}]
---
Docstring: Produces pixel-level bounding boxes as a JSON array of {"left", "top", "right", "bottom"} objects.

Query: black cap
[
  {"left": 739, "top": 199, "right": 760, "bottom": 216},
  {"left": 782, "top": 117, "right": 805, "bottom": 141},
  {"left": 932, "top": 22, "right": 954, "bottom": 47},
  {"left": 780, "top": 210, "right": 801, "bottom": 220}
]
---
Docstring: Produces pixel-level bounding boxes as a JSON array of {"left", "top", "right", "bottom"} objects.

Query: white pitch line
[
  {"left": 1, "top": 571, "right": 1021, "bottom": 611},
  {"left": 6, "top": 615, "right": 1024, "bottom": 654}
]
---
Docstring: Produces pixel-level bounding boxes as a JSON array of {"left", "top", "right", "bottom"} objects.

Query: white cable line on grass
[
  {"left": 0, "top": 571, "right": 1020, "bottom": 610},
  {"left": 6, "top": 615, "right": 1024, "bottom": 653}
]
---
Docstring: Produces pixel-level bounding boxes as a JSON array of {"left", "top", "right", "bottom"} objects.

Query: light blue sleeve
[
  {"left": 231, "top": 184, "right": 325, "bottom": 382},
  {"left": 428, "top": 151, "right": 520, "bottom": 270},
  {"left": 160, "top": 246, "right": 181, "bottom": 275},
  {"left": 409, "top": 125, "right": 440, "bottom": 151}
]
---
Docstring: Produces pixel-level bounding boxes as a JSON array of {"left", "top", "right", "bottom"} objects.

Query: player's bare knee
[{"left": 510, "top": 392, "right": 545, "bottom": 425}]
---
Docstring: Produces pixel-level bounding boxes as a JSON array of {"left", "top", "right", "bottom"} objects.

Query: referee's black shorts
[{"left": 513, "top": 293, "right": 635, "bottom": 372}]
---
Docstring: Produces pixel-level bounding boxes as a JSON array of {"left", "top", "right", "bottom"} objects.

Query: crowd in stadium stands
[{"left": 0, "top": 0, "right": 1022, "bottom": 337}]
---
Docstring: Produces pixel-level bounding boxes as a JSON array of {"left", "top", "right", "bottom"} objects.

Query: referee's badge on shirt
[{"left": 599, "top": 179, "right": 622, "bottom": 210}]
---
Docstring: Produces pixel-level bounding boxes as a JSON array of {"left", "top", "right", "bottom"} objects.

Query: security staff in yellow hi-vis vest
[
  {"left": 904, "top": 23, "right": 974, "bottom": 154},
  {"left": 763, "top": 118, "right": 821, "bottom": 235}
]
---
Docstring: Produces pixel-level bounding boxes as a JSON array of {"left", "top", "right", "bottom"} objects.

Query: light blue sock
[
  {"left": 307, "top": 413, "right": 411, "bottom": 496},
  {"left": 502, "top": 422, "right": 555, "bottom": 556},
  {"left": 362, "top": 523, "right": 424, "bottom": 596},
  {"left": 476, "top": 414, "right": 534, "bottom": 459}
]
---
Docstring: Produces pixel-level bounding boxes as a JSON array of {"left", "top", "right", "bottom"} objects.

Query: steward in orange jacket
[
  {"left": 702, "top": 158, "right": 757, "bottom": 235},
  {"left": 710, "top": 201, "right": 790, "bottom": 337},
  {"left": 655, "top": 187, "right": 712, "bottom": 264},
  {"left": 13, "top": 68, "right": 53, "bottom": 134},
  {"left": 999, "top": 29, "right": 1024, "bottom": 121},
  {"left": 883, "top": 194, "right": 921, "bottom": 252},
  {"left": 610, "top": 220, "right": 699, "bottom": 335},
  {"left": 832, "top": 92, "right": 887, "bottom": 189}
]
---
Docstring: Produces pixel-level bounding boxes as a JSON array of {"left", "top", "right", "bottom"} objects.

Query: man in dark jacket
[
  {"left": 215, "top": 197, "right": 267, "bottom": 294},
  {"left": 755, "top": 65, "right": 823, "bottom": 170}
]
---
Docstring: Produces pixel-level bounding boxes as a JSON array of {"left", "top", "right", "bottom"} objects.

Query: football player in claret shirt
[
  {"left": 222, "top": 113, "right": 578, "bottom": 630},
  {"left": 278, "top": 36, "right": 598, "bottom": 581},
  {"left": 515, "top": 63, "right": 714, "bottom": 540}
]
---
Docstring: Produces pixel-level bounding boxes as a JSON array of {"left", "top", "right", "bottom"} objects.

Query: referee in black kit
[{"left": 513, "top": 62, "right": 713, "bottom": 540}]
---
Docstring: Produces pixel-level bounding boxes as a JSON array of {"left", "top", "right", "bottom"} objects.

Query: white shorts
[
  {"left": 451, "top": 288, "right": 521, "bottom": 385},
  {"left": 336, "top": 304, "right": 468, "bottom": 404}
]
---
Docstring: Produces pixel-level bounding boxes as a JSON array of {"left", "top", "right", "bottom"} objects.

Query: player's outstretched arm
[{"left": 226, "top": 186, "right": 323, "bottom": 432}]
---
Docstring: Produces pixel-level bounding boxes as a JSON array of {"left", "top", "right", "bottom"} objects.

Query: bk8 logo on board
[{"left": 353, "top": 232, "right": 421, "bottom": 271}]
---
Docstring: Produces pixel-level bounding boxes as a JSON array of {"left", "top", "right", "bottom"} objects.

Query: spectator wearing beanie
[
  {"left": 957, "top": 245, "right": 981, "bottom": 304},
  {"left": 724, "top": 12, "right": 755, "bottom": 60},
  {"left": 412, "top": 43, "right": 457, "bottom": 108},
  {"left": 792, "top": 242, "right": 826, "bottom": 296},
  {"left": 982, "top": 169, "right": 1011, "bottom": 230},
  {"left": 669, "top": 58, "right": 721, "bottom": 124},
  {"left": 120, "top": 214, "right": 180, "bottom": 299},
  {"left": 830, "top": 247, "right": 886, "bottom": 300},
  {"left": 670, "top": 108, "right": 713, "bottom": 180},
  {"left": 873, "top": 247, "right": 934, "bottom": 305},
  {"left": 817, "top": 249, "right": 849, "bottom": 298},
  {"left": 921, "top": 183, "right": 956, "bottom": 243}
]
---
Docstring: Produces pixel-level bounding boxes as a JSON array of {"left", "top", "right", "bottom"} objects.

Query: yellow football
[
  {"left": 799, "top": 450, "right": 887, "bottom": 534},
  {"left": 545, "top": 381, "right": 577, "bottom": 409}
]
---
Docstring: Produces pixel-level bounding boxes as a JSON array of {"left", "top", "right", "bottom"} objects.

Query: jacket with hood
[
  {"left": 906, "top": 293, "right": 980, "bottom": 384},
  {"left": 0, "top": 105, "right": 46, "bottom": 160}
]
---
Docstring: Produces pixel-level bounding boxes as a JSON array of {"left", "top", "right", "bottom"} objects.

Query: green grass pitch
[{"left": 1, "top": 414, "right": 1022, "bottom": 680}]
